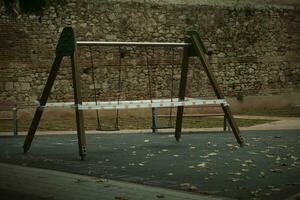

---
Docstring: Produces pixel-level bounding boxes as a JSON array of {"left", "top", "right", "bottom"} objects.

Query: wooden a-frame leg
[
  {"left": 71, "top": 54, "right": 87, "bottom": 159},
  {"left": 223, "top": 116, "right": 227, "bottom": 132},
  {"left": 152, "top": 108, "right": 158, "bottom": 133},
  {"left": 189, "top": 32, "right": 244, "bottom": 145},
  {"left": 23, "top": 55, "right": 63, "bottom": 153},
  {"left": 13, "top": 108, "right": 17, "bottom": 136},
  {"left": 175, "top": 38, "right": 190, "bottom": 141}
]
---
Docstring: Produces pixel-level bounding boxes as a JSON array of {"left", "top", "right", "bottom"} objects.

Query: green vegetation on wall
[{"left": 2, "top": 0, "right": 67, "bottom": 15}]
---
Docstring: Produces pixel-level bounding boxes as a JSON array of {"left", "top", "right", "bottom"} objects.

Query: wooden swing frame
[{"left": 23, "top": 27, "right": 244, "bottom": 160}]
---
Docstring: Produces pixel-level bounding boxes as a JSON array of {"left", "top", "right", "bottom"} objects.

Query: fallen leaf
[
  {"left": 271, "top": 188, "right": 281, "bottom": 191},
  {"left": 200, "top": 155, "right": 209, "bottom": 158},
  {"left": 270, "top": 169, "right": 282, "bottom": 173},
  {"left": 144, "top": 139, "right": 150, "bottom": 143},
  {"left": 189, "top": 146, "right": 196, "bottom": 149},
  {"left": 250, "top": 190, "right": 261, "bottom": 197},
  {"left": 162, "top": 149, "right": 168, "bottom": 152},
  {"left": 189, "top": 185, "right": 198, "bottom": 192},
  {"left": 173, "top": 154, "right": 180, "bottom": 157},
  {"left": 229, "top": 172, "right": 242, "bottom": 176},
  {"left": 290, "top": 155, "right": 298, "bottom": 161},
  {"left": 188, "top": 165, "right": 195, "bottom": 169},
  {"left": 231, "top": 178, "right": 240, "bottom": 182},
  {"left": 226, "top": 143, "right": 239, "bottom": 149},
  {"left": 241, "top": 160, "right": 254, "bottom": 167},
  {"left": 180, "top": 183, "right": 190, "bottom": 187},
  {"left": 260, "top": 149, "right": 270, "bottom": 153},
  {"left": 207, "top": 152, "right": 217, "bottom": 156},
  {"left": 266, "top": 154, "right": 274, "bottom": 158},
  {"left": 259, "top": 172, "right": 265, "bottom": 178},
  {"left": 197, "top": 162, "right": 207, "bottom": 168},
  {"left": 180, "top": 183, "right": 191, "bottom": 190},
  {"left": 95, "top": 177, "right": 107, "bottom": 183},
  {"left": 277, "top": 145, "right": 287, "bottom": 148},
  {"left": 226, "top": 144, "right": 234, "bottom": 147},
  {"left": 251, "top": 137, "right": 261, "bottom": 141},
  {"left": 128, "top": 163, "right": 135, "bottom": 166},
  {"left": 276, "top": 156, "right": 281, "bottom": 161}
]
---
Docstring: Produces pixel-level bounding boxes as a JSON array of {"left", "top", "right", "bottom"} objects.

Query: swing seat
[
  {"left": 96, "top": 127, "right": 120, "bottom": 131},
  {"left": 151, "top": 125, "right": 174, "bottom": 129}
]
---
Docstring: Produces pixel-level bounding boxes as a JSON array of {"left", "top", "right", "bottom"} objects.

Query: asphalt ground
[{"left": 0, "top": 130, "right": 299, "bottom": 199}]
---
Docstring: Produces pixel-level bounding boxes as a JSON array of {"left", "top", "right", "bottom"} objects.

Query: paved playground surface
[{"left": 0, "top": 130, "right": 299, "bottom": 199}]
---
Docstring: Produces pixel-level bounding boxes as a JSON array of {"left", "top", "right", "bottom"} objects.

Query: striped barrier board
[{"left": 40, "top": 98, "right": 228, "bottom": 110}]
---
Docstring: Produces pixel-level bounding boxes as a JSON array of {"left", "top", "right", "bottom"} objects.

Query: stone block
[
  {"left": 5, "top": 82, "right": 14, "bottom": 91},
  {"left": 79, "top": 23, "right": 87, "bottom": 28},
  {"left": 20, "top": 83, "right": 31, "bottom": 91},
  {"left": 0, "top": 82, "right": 4, "bottom": 90}
]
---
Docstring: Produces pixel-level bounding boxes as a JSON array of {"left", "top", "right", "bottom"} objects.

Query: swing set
[
  {"left": 23, "top": 27, "right": 244, "bottom": 160},
  {"left": 88, "top": 46, "right": 123, "bottom": 131}
]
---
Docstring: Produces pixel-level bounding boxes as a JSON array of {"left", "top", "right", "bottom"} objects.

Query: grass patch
[
  {"left": 238, "top": 106, "right": 300, "bottom": 117},
  {"left": 0, "top": 116, "right": 274, "bottom": 132}
]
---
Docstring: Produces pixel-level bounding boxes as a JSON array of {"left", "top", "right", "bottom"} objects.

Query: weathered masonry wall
[{"left": 0, "top": 0, "right": 299, "bottom": 107}]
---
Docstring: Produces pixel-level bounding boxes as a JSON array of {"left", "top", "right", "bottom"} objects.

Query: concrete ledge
[
  {"left": 0, "top": 162, "right": 230, "bottom": 200},
  {"left": 109, "top": 0, "right": 299, "bottom": 9}
]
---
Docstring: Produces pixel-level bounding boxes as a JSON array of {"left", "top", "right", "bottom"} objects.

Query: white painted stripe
[
  {"left": 41, "top": 98, "right": 228, "bottom": 110},
  {"left": 77, "top": 41, "right": 191, "bottom": 47}
]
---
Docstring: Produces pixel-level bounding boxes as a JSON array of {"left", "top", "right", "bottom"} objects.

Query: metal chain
[
  {"left": 89, "top": 46, "right": 102, "bottom": 130},
  {"left": 168, "top": 48, "right": 175, "bottom": 126},
  {"left": 145, "top": 47, "right": 153, "bottom": 102}
]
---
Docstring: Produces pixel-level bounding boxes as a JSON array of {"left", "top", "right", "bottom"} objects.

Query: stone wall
[{"left": 0, "top": 0, "right": 299, "bottom": 107}]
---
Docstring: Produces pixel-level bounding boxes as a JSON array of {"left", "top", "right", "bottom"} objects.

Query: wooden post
[
  {"left": 23, "top": 55, "right": 63, "bottom": 153},
  {"left": 151, "top": 108, "right": 158, "bottom": 133},
  {"left": 71, "top": 52, "right": 87, "bottom": 159},
  {"left": 13, "top": 107, "right": 17, "bottom": 136},
  {"left": 175, "top": 37, "right": 190, "bottom": 141}
]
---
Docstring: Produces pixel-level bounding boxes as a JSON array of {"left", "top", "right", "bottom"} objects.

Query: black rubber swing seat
[{"left": 96, "top": 127, "right": 120, "bottom": 131}]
